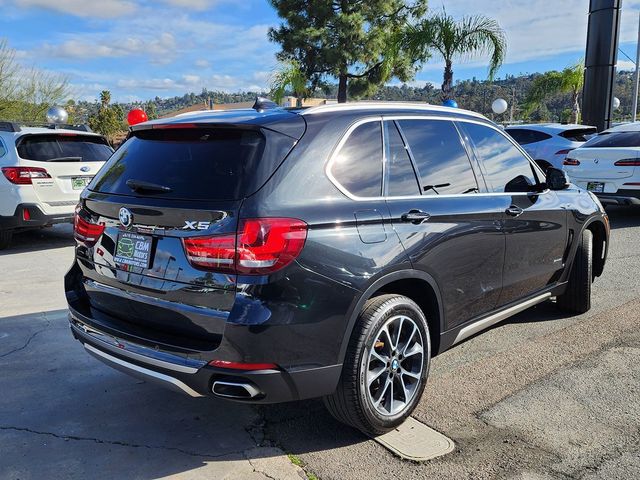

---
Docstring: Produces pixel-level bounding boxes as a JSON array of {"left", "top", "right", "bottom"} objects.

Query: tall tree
[
  {"left": 405, "top": 11, "right": 506, "bottom": 101},
  {"left": 268, "top": 0, "right": 428, "bottom": 103},
  {"left": 89, "top": 90, "right": 124, "bottom": 144},
  {"left": 0, "top": 38, "right": 70, "bottom": 121},
  {"left": 523, "top": 62, "right": 584, "bottom": 123}
]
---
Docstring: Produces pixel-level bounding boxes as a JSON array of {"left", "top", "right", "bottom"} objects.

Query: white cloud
[
  {"left": 617, "top": 60, "right": 636, "bottom": 72},
  {"left": 420, "top": 0, "right": 640, "bottom": 73},
  {"left": 42, "top": 32, "right": 177, "bottom": 63},
  {"left": 162, "top": 0, "right": 217, "bottom": 10},
  {"left": 14, "top": 0, "right": 136, "bottom": 18},
  {"left": 195, "top": 59, "right": 210, "bottom": 68}
]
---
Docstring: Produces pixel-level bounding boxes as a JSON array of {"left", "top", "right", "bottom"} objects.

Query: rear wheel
[
  {"left": 324, "top": 294, "right": 431, "bottom": 436},
  {"left": 557, "top": 229, "right": 592, "bottom": 314},
  {"left": 0, "top": 230, "right": 13, "bottom": 250}
]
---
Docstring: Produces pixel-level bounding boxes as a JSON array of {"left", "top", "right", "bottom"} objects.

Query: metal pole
[{"left": 633, "top": 12, "right": 640, "bottom": 122}]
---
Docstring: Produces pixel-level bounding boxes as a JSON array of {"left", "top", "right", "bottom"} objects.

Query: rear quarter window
[{"left": 330, "top": 121, "right": 383, "bottom": 198}]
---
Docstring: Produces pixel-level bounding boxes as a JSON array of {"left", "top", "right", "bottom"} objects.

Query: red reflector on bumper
[{"left": 209, "top": 360, "right": 278, "bottom": 371}]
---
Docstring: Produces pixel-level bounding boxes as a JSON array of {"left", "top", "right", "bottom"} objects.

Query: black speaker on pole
[{"left": 583, "top": 0, "right": 622, "bottom": 131}]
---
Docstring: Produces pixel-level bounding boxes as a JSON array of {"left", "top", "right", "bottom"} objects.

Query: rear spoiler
[{"left": 0, "top": 121, "right": 92, "bottom": 133}]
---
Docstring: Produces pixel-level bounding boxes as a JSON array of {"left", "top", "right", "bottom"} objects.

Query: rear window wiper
[
  {"left": 126, "top": 179, "right": 172, "bottom": 194},
  {"left": 47, "top": 156, "right": 83, "bottom": 162}
]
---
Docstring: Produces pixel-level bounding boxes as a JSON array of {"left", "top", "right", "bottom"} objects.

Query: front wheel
[
  {"left": 557, "top": 229, "right": 593, "bottom": 314},
  {"left": 324, "top": 294, "right": 431, "bottom": 436}
]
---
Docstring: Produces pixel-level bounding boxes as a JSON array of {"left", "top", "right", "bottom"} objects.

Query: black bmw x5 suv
[{"left": 66, "top": 101, "right": 609, "bottom": 435}]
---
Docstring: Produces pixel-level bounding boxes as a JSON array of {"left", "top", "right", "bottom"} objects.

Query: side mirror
[{"left": 546, "top": 168, "right": 570, "bottom": 191}]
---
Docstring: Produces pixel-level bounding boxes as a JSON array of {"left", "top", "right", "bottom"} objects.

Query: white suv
[
  {"left": 0, "top": 122, "right": 113, "bottom": 249},
  {"left": 563, "top": 122, "right": 640, "bottom": 207}
]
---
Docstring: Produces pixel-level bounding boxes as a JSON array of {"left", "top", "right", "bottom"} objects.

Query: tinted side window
[
  {"left": 506, "top": 129, "right": 551, "bottom": 145},
  {"left": 397, "top": 119, "right": 478, "bottom": 195},
  {"left": 331, "top": 121, "right": 383, "bottom": 197},
  {"left": 0, "top": 138, "right": 6, "bottom": 157},
  {"left": 462, "top": 122, "right": 537, "bottom": 193},
  {"left": 386, "top": 121, "right": 420, "bottom": 196}
]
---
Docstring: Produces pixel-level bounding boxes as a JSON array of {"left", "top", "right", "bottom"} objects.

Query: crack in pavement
[
  {"left": 0, "top": 425, "right": 247, "bottom": 460},
  {"left": 0, "top": 322, "right": 51, "bottom": 359}
]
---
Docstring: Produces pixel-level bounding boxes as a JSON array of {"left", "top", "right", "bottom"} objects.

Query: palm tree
[
  {"left": 270, "top": 60, "right": 309, "bottom": 107},
  {"left": 406, "top": 11, "right": 506, "bottom": 101},
  {"left": 99, "top": 90, "right": 111, "bottom": 108},
  {"left": 524, "top": 62, "right": 584, "bottom": 123}
]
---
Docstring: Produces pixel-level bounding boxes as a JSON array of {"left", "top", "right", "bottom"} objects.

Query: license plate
[
  {"left": 72, "top": 177, "right": 91, "bottom": 190},
  {"left": 114, "top": 232, "right": 152, "bottom": 269},
  {"left": 587, "top": 182, "right": 605, "bottom": 193}
]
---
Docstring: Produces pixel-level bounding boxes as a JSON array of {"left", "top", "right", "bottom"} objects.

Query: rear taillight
[
  {"left": 563, "top": 158, "right": 580, "bottom": 166},
  {"left": 74, "top": 208, "right": 105, "bottom": 245},
  {"left": 183, "top": 217, "right": 307, "bottom": 275},
  {"left": 1, "top": 166, "right": 51, "bottom": 185},
  {"left": 555, "top": 149, "right": 573, "bottom": 156},
  {"left": 614, "top": 159, "right": 640, "bottom": 166}
]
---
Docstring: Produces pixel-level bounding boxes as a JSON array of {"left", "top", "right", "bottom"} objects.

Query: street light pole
[{"left": 633, "top": 12, "right": 640, "bottom": 122}]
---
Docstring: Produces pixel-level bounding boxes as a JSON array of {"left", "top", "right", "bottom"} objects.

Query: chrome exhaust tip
[{"left": 212, "top": 380, "right": 261, "bottom": 399}]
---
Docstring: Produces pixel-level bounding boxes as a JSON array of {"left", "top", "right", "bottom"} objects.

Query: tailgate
[
  {"left": 73, "top": 194, "right": 240, "bottom": 352},
  {"left": 564, "top": 147, "right": 638, "bottom": 180}
]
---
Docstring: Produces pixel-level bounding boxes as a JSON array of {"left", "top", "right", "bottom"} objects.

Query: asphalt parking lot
[{"left": 1, "top": 207, "right": 639, "bottom": 480}]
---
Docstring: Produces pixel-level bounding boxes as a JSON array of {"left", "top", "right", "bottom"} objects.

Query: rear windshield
[
  {"left": 583, "top": 131, "right": 640, "bottom": 148},
  {"left": 17, "top": 134, "right": 113, "bottom": 162},
  {"left": 558, "top": 128, "right": 597, "bottom": 142},
  {"left": 90, "top": 128, "right": 269, "bottom": 201}
]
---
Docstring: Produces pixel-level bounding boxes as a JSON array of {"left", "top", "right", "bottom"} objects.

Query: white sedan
[{"left": 563, "top": 122, "right": 640, "bottom": 206}]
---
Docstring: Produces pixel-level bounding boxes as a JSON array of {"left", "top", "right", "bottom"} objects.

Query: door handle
[
  {"left": 401, "top": 209, "right": 431, "bottom": 223},
  {"left": 505, "top": 205, "right": 524, "bottom": 217}
]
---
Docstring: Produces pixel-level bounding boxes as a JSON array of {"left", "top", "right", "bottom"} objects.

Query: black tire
[
  {"left": 0, "top": 230, "right": 12, "bottom": 250},
  {"left": 557, "top": 229, "right": 592, "bottom": 314},
  {"left": 324, "top": 294, "right": 431, "bottom": 436}
]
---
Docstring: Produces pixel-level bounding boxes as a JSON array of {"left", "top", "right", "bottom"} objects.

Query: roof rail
[
  {"left": 0, "top": 121, "right": 22, "bottom": 132},
  {"left": 252, "top": 96, "right": 279, "bottom": 112}
]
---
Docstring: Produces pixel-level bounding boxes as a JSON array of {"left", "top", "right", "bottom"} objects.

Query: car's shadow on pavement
[
  {"left": 0, "top": 309, "right": 364, "bottom": 479},
  {"left": 605, "top": 205, "right": 639, "bottom": 230},
  {"left": 0, "top": 223, "right": 75, "bottom": 254}
]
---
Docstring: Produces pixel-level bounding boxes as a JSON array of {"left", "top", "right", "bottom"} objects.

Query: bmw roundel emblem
[{"left": 119, "top": 207, "right": 133, "bottom": 228}]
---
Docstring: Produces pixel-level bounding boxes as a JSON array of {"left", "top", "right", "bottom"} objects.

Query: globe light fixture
[
  {"left": 492, "top": 98, "right": 508, "bottom": 115},
  {"left": 127, "top": 108, "right": 148, "bottom": 126},
  {"left": 612, "top": 97, "right": 620, "bottom": 110},
  {"left": 46, "top": 106, "right": 69, "bottom": 124}
]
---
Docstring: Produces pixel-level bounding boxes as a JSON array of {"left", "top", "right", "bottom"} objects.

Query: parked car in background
[
  {"left": 563, "top": 122, "right": 640, "bottom": 206},
  {"left": 505, "top": 124, "right": 597, "bottom": 172},
  {"left": 0, "top": 122, "right": 113, "bottom": 249},
  {"left": 66, "top": 101, "right": 608, "bottom": 436}
]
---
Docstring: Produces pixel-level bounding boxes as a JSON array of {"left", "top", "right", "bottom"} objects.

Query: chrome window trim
[{"left": 325, "top": 114, "right": 549, "bottom": 202}]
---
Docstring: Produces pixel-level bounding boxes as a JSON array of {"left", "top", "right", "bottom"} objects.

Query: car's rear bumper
[
  {"left": 69, "top": 307, "right": 342, "bottom": 404},
  {"left": 594, "top": 190, "right": 640, "bottom": 206},
  {"left": 0, "top": 203, "right": 73, "bottom": 230}
]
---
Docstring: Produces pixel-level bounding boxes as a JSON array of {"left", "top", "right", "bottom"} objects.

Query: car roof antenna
[{"left": 252, "top": 96, "right": 279, "bottom": 112}]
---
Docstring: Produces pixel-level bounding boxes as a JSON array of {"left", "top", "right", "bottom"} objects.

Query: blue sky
[{"left": 2, "top": 0, "right": 640, "bottom": 102}]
